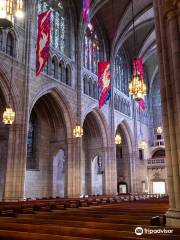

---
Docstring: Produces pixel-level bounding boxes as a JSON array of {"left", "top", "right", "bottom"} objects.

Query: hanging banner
[
  {"left": 82, "top": 0, "right": 90, "bottom": 23},
  {"left": 137, "top": 98, "right": 145, "bottom": 111},
  {"left": 98, "top": 61, "right": 111, "bottom": 109},
  {"left": 36, "top": 10, "right": 51, "bottom": 76},
  {"left": 133, "top": 57, "right": 144, "bottom": 80},
  {"left": 133, "top": 57, "right": 145, "bottom": 110}
]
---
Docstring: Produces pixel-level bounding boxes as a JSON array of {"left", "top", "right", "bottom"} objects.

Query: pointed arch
[
  {"left": 83, "top": 107, "right": 110, "bottom": 148},
  {"left": 65, "top": 64, "right": 71, "bottom": 86},
  {"left": 52, "top": 55, "right": 58, "bottom": 79},
  {"left": 29, "top": 84, "right": 74, "bottom": 139},
  {"left": 115, "top": 119, "right": 134, "bottom": 154}
]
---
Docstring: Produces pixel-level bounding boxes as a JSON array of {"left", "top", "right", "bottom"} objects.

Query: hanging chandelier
[
  {"left": 3, "top": 107, "right": 15, "bottom": 125},
  {"left": 73, "top": 125, "right": 83, "bottom": 138},
  {"left": 115, "top": 134, "right": 121, "bottom": 145},
  {"left": 0, "top": 0, "right": 24, "bottom": 29},
  {"left": 129, "top": 74, "right": 147, "bottom": 100},
  {"left": 128, "top": 0, "right": 147, "bottom": 100}
]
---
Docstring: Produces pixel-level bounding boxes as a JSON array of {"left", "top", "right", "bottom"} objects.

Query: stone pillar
[
  {"left": 3, "top": 0, "right": 34, "bottom": 201},
  {"left": 66, "top": 137, "right": 81, "bottom": 197},
  {"left": 153, "top": 0, "right": 180, "bottom": 227},
  {"left": 3, "top": 124, "right": 26, "bottom": 201},
  {"left": 103, "top": 146, "right": 117, "bottom": 195}
]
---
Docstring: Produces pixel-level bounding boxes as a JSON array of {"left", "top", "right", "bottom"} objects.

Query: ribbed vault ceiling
[{"left": 67, "top": 0, "right": 157, "bottom": 91}]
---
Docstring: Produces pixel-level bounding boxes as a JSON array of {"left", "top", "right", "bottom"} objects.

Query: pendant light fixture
[
  {"left": 2, "top": 57, "right": 15, "bottom": 125},
  {"left": 129, "top": 0, "right": 146, "bottom": 100},
  {"left": 115, "top": 134, "right": 122, "bottom": 145},
  {"left": 73, "top": 124, "right": 83, "bottom": 138},
  {"left": 0, "top": 0, "right": 24, "bottom": 29}
]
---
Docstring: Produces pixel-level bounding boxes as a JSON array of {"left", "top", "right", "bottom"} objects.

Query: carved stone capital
[
  {"left": 173, "top": 0, "right": 180, "bottom": 8},
  {"left": 163, "top": 0, "right": 177, "bottom": 20}
]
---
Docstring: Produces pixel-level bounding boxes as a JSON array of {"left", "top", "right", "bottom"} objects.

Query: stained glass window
[
  {"left": 52, "top": 57, "right": 58, "bottom": 79},
  {"left": 27, "top": 121, "right": 34, "bottom": 160},
  {"left": 27, "top": 113, "right": 38, "bottom": 170},
  {"left": 37, "top": 0, "right": 65, "bottom": 53},
  {"left": 66, "top": 66, "right": 71, "bottom": 86},
  {"left": 83, "top": 23, "right": 101, "bottom": 75},
  {"left": 59, "top": 63, "right": 62, "bottom": 81},
  {"left": 115, "top": 48, "right": 131, "bottom": 96},
  {"left": 6, "top": 33, "right": 14, "bottom": 56}
]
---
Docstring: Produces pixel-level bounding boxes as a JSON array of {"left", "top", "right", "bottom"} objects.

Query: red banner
[
  {"left": 36, "top": 10, "right": 51, "bottom": 76},
  {"left": 98, "top": 61, "right": 111, "bottom": 109},
  {"left": 133, "top": 57, "right": 144, "bottom": 80},
  {"left": 133, "top": 57, "right": 145, "bottom": 110},
  {"left": 82, "top": 0, "right": 90, "bottom": 23},
  {"left": 137, "top": 98, "right": 145, "bottom": 111}
]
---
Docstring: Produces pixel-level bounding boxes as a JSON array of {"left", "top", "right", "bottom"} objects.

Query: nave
[{"left": 0, "top": 196, "right": 179, "bottom": 239}]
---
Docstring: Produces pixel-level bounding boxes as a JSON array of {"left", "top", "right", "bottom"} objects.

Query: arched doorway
[
  {"left": 148, "top": 148, "right": 166, "bottom": 194},
  {"left": 25, "top": 92, "right": 69, "bottom": 199},
  {"left": 82, "top": 111, "right": 106, "bottom": 195},
  {"left": 117, "top": 181, "right": 128, "bottom": 194},
  {"left": 0, "top": 88, "right": 9, "bottom": 200},
  {"left": 116, "top": 122, "right": 132, "bottom": 194}
]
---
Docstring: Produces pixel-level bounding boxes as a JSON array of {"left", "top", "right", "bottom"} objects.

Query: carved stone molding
[
  {"left": 163, "top": 0, "right": 177, "bottom": 19},
  {"left": 173, "top": 0, "right": 180, "bottom": 8}
]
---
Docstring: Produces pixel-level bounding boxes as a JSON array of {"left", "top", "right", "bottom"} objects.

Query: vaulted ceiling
[{"left": 72, "top": 0, "right": 158, "bottom": 91}]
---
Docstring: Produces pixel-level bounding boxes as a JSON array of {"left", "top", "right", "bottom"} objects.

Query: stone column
[
  {"left": 3, "top": 0, "right": 34, "bottom": 201},
  {"left": 103, "top": 145, "right": 117, "bottom": 195},
  {"left": 66, "top": 137, "right": 81, "bottom": 197},
  {"left": 3, "top": 124, "right": 26, "bottom": 201},
  {"left": 153, "top": 0, "right": 180, "bottom": 227}
]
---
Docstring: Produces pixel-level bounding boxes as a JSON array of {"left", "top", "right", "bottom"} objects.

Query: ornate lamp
[
  {"left": 157, "top": 126, "right": 163, "bottom": 134},
  {"left": 115, "top": 134, "right": 122, "bottom": 145},
  {"left": 0, "top": 0, "right": 24, "bottom": 29},
  {"left": 129, "top": 74, "right": 147, "bottom": 100},
  {"left": 128, "top": 0, "right": 147, "bottom": 100},
  {"left": 2, "top": 107, "right": 15, "bottom": 125},
  {"left": 2, "top": 49, "right": 15, "bottom": 125},
  {"left": 139, "top": 140, "right": 147, "bottom": 150},
  {"left": 73, "top": 125, "right": 83, "bottom": 138}
]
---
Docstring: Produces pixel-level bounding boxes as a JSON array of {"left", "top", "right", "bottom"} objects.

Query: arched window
[
  {"left": 83, "top": 23, "right": 101, "bottom": 75},
  {"left": 89, "top": 78, "right": 92, "bottom": 97},
  {"left": 115, "top": 48, "right": 131, "bottom": 96},
  {"left": 60, "top": 63, "right": 65, "bottom": 83},
  {"left": 92, "top": 82, "right": 97, "bottom": 99},
  {"left": 65, "top": 66, "right": 71, "bottom": 86},
  {"left": 27, "top": 112, "right": 38, "bottom": 170},
  {"left": 6, "top": 32, "right": 14, "bottom": 56},
  {"left": 0, "top": 30, "right": 2, "bottom": 51},
  {"left": 83, "top": 76, "right": 88, "bottom": 94},
  {"left": 52, "top": 57, "right": 58, "bottom": 79},
  {"left": 37, "top": 0, "right": 65, "bottom": 53},
  {"left": 43, "top": 57, "right": 51, "bottom": 75},
  {"left": 59, "top": 63, "right": 62, "bottom": 81}
]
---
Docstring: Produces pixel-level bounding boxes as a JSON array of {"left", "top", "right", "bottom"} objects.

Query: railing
[
  {"left": 151, "top": 139, "right": 165, "bottom": 147},
  {"left": 147, "top": 158, "right": 165, "bottom": 167}
]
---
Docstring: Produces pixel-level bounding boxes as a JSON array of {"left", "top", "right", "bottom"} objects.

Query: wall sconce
[
  {"left": 73, "top": 125, "right": 83, "bottom": 138},
  {"left": 115, "top": 134, "right": 121, "bottom": 145},
  {"left": 3, "top": 107, "right": 15, "bottom": 125},
  {"left": 157, "top": 126, "right": 163, "bottom": 134},
  {"left": 139, "top": 140, "right": 147, "bottom": 150}
]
